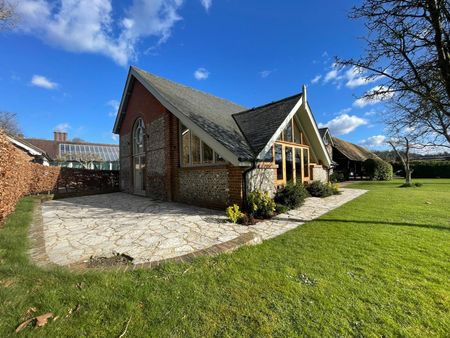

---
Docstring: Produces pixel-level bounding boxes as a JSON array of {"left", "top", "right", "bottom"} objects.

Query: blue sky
[{"left": 0, "top": 0, "right": 389, "bottom": 148}]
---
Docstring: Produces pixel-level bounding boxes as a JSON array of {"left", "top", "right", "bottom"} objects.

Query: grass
[{"left": 0, "top": 179, "right": 449, "bottom": 337}]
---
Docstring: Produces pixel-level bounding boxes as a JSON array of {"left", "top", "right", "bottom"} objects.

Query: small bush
[
  {"left": 226, "top": 204, "right": 243, "bottom": 223},
  {"left": 274, "top": 182, "right": 309, "bottom": 210},
  {"left": 329, "top": 182, "right": 340, "bottom": 195},
  {"left": 306, "top": 180, "right": 333, "bottom": 197},
  {"left": 275, "top": 203, "right": 289, "bottom": 214},
  {"left": 400, "top": 182, "right": 415, "bottom": 188},
  {"left": 246, "top": 190, "right": 276, "bottom": 219},
  {"left": 330, "top": 171, "right": 346, "bottom": 183},
  {"left": 364, "top": 158, "right": 393, "bottom": 181}
]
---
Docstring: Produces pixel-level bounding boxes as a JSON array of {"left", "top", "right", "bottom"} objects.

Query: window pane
[
  {"left": 262, "top": 147, "right": 273, "bottom": 162},
  {"left": 295, "top": 149, "right": 302, "bottom": 183},
  {"left": 202, "top": 142, "right": 214, "bottom": 163},
  {"left": 191, "top": 134, "right": 201, "bottom": 164},
  {"left": 303, "top": 148, "right": 309, "bottom": 177},
  {"left": 275, "top": 144, "right": 283, "bottom": 180},
  {"left": 215, "top": 152, "right": 225, "bottom": 162},
  {"left": 181, "top": 124, "right": 190, "bottom": 165},
  {"left": 294, "top": 121, "right": 302, "bottom": 144},
  {"left": 285, "top": 147, "right": 293, "bottom": 183},
  {"left": 284, "top": 121, "right": 293, "bottom": 142}
]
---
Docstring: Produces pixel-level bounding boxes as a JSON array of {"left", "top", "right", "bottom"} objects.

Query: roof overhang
[
  {"left": 7, "top": 135, "right": 49, "bottom": 159},
  {"left": 303, "top": 102, "right": 332, "bottom": 167},
  {"left": 113, "top": 67, "right": 249, "bottom": 167}
]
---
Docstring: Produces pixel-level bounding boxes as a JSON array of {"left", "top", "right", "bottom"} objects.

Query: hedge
[
  {"left": 364, "top": 158, "right": 393, "bottom": 181},
  {"left": 393, "top": 161, "right": 450, "bottom": 178}
]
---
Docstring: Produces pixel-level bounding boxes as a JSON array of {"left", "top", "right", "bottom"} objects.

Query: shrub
[
  {"left": 226, "top": 204, "right": 243, "bottom": 223},
  {"left": 275, "top": 203, "right": 289, "bottom": 214},
  {"left": 330, "top": 171, "right": 346, "bottom": 183},
  {"left": 364, "top": 158, "right": 393, "bottom": 181},
  {"left": 274, "top": 182, "right": 309, "bottom": 210},
  {"left": 328, "top": 182, "right": 340, "bottom": 195},
  {"left": 246, "top": 190, "right": 276, "bottom": 219},
  {"left": 306, "top": 180, "right": 334, "bottom": 197},
  {"left": 402, "top": 161, "right": 450, "bottom": 178}
]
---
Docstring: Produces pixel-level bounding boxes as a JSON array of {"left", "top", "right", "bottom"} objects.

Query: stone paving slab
[{"left": 35, "top": 188, "right": 366, "bottom": 267}]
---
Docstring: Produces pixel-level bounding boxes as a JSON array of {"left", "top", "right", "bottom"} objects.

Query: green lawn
[{"left": 0, "top": 179, "right": 449, "bottom": 337}]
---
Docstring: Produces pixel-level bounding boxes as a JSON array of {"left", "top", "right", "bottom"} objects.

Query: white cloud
[
  {"left": 359, "top": 135, "right": 386, "bottom": 148},
  {"left": 111, "top": 134, "right": 119, "bottom": 141},
  {"left": 15, "top": 0, "right": 184, "bottom": 66},
  {"left": 318, "top": 114, "right": 368, "bottom": 136},
  {"left": 107, "top": 99, "right": 120, "bottom": 117},
  {"left": 324, "top": 69, "right": 339, "bottom": 83},
  {"left": 353, "top": 85, "right": 394, "bottom": 108},
  {"left": 30, "top": 75, "right": 58, "bottom": 89},
  {"left": 200, "top": 0, "right": 212, "bottom": 11},
  {"left": 336, "top": 107, "right": 352, "bottom": 116},
  {"left": 345, "top": 66, "right": 383, "bottom": 88},
  {"left": 54, "top": 122, "right": 70, "bottom": 132},
  {"left": 311, "top": 74, "right": 321, "bottom": 84},
  {"left": 364, "top": 110, "right": 377, "bottom": 116},
  {"left": 259, "top": 70, "right": 274, "bottom": 78},
  {"left": 194, "top": 67, "right": 209, "bottom": 80}
]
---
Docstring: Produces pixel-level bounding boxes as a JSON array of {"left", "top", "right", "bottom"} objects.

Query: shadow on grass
[{"left": 275, "top": 217, "right": 450, "bottom": 232}]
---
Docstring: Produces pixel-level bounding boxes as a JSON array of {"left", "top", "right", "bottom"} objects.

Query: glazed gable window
[{"left": 180, "top": 123, "right": 226, "bottom": 166}]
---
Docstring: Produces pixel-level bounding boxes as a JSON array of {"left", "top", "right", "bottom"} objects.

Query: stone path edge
[
  {"left": 29, "top": 198, "right": 58, "bottom": 268},
  {"left": 66, "top": 231, "right": 262, "bottom": 272}
]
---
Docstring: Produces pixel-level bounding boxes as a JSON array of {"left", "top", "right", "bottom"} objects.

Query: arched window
[
  {"left": 133, "top": 118, "right": 145, "bottom": 155},
  {"left": 132, "top": 118, "right": 146, "bottom": 195}
]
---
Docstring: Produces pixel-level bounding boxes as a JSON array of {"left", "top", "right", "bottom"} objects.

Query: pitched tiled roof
[
  {"left": 116, "top": 67, "right": 311, "bottom": 162},
  {"left": 233, "top": 94, "right": 302, "bottom": 155},
  {"left": 133, "top": 67, "right": 255, "bottom": 161},
  {"left": 24, "top": 138, "right": 58, "bottom": 159},
  {"left": 332, "top": 137, "right": 379, "bottom": 162}
]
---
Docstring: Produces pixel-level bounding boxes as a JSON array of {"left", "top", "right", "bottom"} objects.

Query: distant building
[
  {"left": 318, "top": 127, "right": 380, "bottom": 179},
  {"left": 25, "top": 132, "right": 119, "bottom": 170},
  {"left": 6, "top": 133, "right": 51, "bottom": 165}
]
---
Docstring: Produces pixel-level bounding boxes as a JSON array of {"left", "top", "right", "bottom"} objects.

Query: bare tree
[
  {"left": 388, "top": 137, "right": 414, "bottom": 185},
  {"left": 56, "top": 153, "right": 103, "bottom": 170},
  {"left": 339, "top": 0, "right": 450, "bottom": 146},
  {"left": 0, "top": 0, "right": 15, "bottom": 30},
  {"left": 0, "top": 111, "right": 21, "bottom": 136}
]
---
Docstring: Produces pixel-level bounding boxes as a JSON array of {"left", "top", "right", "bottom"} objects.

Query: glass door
[{"left": 133, "top": 155, "right": 146, "bottom": 195}]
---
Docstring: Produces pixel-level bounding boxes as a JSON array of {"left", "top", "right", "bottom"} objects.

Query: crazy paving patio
[{"left": 30, "top": 189, "right": 366, "bottom": 267}]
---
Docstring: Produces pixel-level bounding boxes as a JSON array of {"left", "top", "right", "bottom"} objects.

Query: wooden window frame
[
  {"left": 179, "top": 121, "right": 226, "bottom": 167},
  {"left": 273, "top": 142, "right": 310, "bottom": 185}
]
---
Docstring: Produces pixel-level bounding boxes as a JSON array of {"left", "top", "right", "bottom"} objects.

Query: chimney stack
[{"left": 54, "top": 131, "right": 68, "bottom": 142}]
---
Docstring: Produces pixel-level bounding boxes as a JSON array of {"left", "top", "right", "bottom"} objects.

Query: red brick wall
[
  {"left": 228, "top": 166, "right": 245, "bottom": 206},
  {"left": 118, "top": 77, "right": 248, "bottom": 209},
  {"left": 120, "top": 79, "right": 168, "bottom": 134},
  {"left": 119, "top": 78, "right": 170, "bottom": 195}
]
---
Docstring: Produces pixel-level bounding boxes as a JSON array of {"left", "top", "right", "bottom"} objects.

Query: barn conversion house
[{"left": 113, "top": 66, "right": 332, "bottom": 209}]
